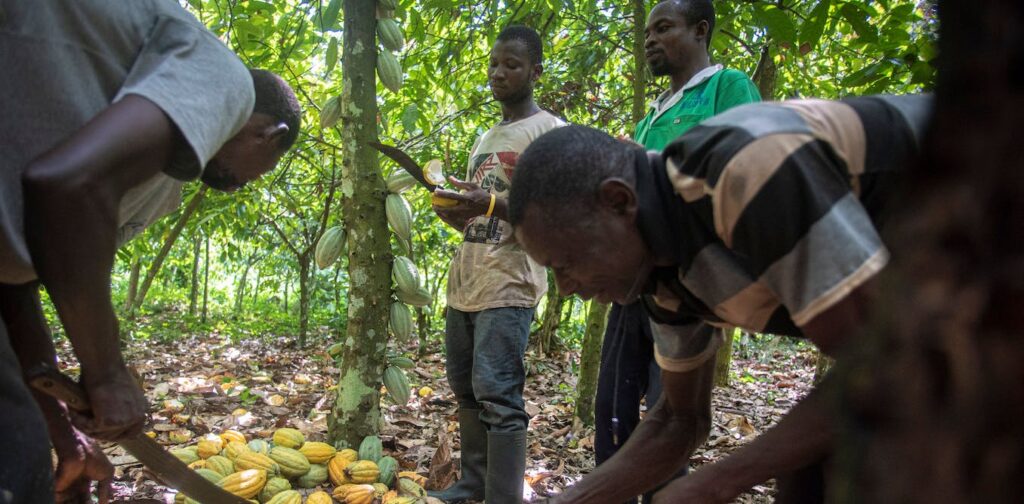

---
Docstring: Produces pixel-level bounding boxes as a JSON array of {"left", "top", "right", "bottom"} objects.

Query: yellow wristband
[{"left": 485, "top": 194, "right": 497, "bottom": 217}]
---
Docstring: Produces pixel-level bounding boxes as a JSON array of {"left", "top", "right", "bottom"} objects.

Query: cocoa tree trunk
[
  {"left": 535, "top": 282, "right": 567, "bottom": 356},
  {"left": 130, "top": 186, "right": 207, "bottom": 313},
  {"left": 188, "top": 233, "right": 200, "bottom": 316},
  {"left": 713, "top": 329, "right": 735, "bottom": 387},
  {"left": 201, "top": 234, "right": 210, "bottom": 324},
  {"left": 574, "top": 300, "right": 610, "bottom": 427},
  {"left": 124, "top": 255, "right": 141, "bottom": 313},
  {"left": 298, "top": 254, "right": 311, "bottom": 347},
  {"left": 329, "top": 0, "right": 390, "bottom": 448},
  {"left": 752, "top": 44, "right": 777, "bottom": 101},
  {"left": 630, "top": 0, "right": 648, "bottom": 123}
]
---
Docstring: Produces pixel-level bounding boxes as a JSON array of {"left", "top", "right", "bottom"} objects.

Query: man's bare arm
[
  {"left": 651, "top": 292, "right": 869, "bottom": 503},
  {"left": 652, "top": 377, "right": 834, "bottom": 503},
  {"left": 551, "top": 359, "right": 715, "bottom": 503},
  {"left": 0, "top": 282, "right": 114, "bottom": 503},
  {"left": 22, "top": 94, "right": 179, "bottom": 440}
]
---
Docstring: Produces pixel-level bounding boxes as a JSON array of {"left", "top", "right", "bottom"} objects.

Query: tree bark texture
[
  {"left": 124, "top": 256, "right": 141, "bottom": 313},
  {"left": 630, "top": 0, "right": 648, "bottom": 125},
  {"left": 536, "top": 287, "right": 567, "bottom": 356},
  {"left": 833, "top": 2, "right": 1024, "bottom": 502},
  {"left": 298, "top": 254, "right": 311, "bottom": 347},
  {"left": 752, "top": 44, "right": 777, "bottom": 101},
  {"left": 329, "top": 0, "right": 390, "bottom": 449},
  {"left": 574, "top": 300, "right": 610, "bottom": 427},
  {"left": 202, "top": 234, "right": 210, "bottom": 323},
  {"left": 713, "top": 329, "right": 734, "bottom": 387},
  {"left": 188, "top": 232, "right": 201, "bottom": 316}
]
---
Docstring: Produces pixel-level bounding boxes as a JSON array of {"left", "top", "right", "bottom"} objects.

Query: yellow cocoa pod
[
  {"left": 344, "top": 460, "right": 380, "bottom": 484},
  {"left": 332, "top": 483, "right": 357, "bottom": 501},
  {"left": 265, "top": 489, "right": 301, "bottom": 504},
  {"left": 187, "top": 460, "right": 207, "bottom": 470},
  {"left": 269, "top": 446, "right": 311, "bottom": 478},
  {"left": 299, "top": 441, "right": 337, "bottom": 464},
  {"left": 306, "top": 490, "right": 333, "bottom": 504},
  {"left": 219, "top": 429, "right": 247, "bottom": 445},
  {"left": 335, "top": 484, "right": 375, "bottom": 504},
  {"left": 372, "top": 482, "right": 389, "bottom": 497},
  {"left": 217, "top": 469, "right": 267, "bottom": 499},
  {"left": 198, "top": 436, "right": 224, "bottom": 459},
  {"left": 234, "top": 451, "right": 280, "bottom": 475},
  {"left": 272, "top": 428, "right": 305, "bottom": 449},
  {"left": 223, "top": 440, "right": 250, "bottom": 460},
  {"left": 381, "top": 490, "right": 399, "bottom": 504},
  {"left": 205, "top": 455, "right": 235, "bottom": 477},
  {"left": 328, "top": 450, "right": 359, "bottom": 485}
]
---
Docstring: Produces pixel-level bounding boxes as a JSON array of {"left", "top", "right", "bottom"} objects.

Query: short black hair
[
  {"left": 509, "top": 125, "right": 640, "bottom": 226},
  {"left": 250, "top": 69, "right": 302, "bottom": 152},
  {"left": 665, "top": 0, "right": 716, "bottom": 49},
  {"left": 496, "top": 25, "right": 543, "bottom": 65}
]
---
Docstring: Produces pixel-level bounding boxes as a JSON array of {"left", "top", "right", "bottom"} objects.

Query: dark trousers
[
  {"left": 0, "top": 312, "right": 55, "bottom": 503},
  {"left": 445, "top": 306, "right": 534, "bottom": 432},
  {"left": 595, "top": 302, "right": 680, "bottom": 503}
]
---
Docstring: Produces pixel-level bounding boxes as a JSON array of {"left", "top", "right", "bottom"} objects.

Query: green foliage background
[{"left": 95, "top": 0, "right": 936, "bottom": 351}]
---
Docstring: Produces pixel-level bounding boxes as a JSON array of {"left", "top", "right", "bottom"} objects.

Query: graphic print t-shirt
[{"left": 446, "top": 110, "right": 565, "bottom": 312}]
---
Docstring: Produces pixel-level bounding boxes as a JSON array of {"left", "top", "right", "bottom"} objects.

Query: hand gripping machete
[{"left": 29, "top": 366, "right": 251, "bottom": 504}]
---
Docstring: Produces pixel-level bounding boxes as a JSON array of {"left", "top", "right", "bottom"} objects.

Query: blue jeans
[
  {"left": 445, "top": 306, "right": 533, "bottom": 432},
  {"left": 0, "top": 312, "right": 54, "bottom": 503}
]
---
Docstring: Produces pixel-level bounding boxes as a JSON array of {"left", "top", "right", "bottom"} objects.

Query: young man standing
[
  {"left": 0, "top": 0, "right": 301, "bottom": 501},
  {"left": 595, "top": 1, "right": 759, "bottom": 501},
  {"left": 429, "top": 25, "right": 565, "bottom": 504}
]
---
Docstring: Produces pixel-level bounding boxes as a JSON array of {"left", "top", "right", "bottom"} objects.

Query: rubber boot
[
  {"left": 484, "top": 430, "right": 527, "bottom": 504},
  {"left": 428, "top": 409, "right": 487, "bottom": 502}
]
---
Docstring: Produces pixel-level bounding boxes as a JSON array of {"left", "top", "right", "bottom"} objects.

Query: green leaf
[
  {"left": 841, "top": 61, "right": 883, "bottom": 87},
  {"left": 839, "top": 2, "right": 879, "bottom": 43},
  {"left": 325, "top": 37, "right": 339, "bottom": 75},
  {"left": 753, "top": 5, "right": 797, "bottom": 45},
  {"left": 321, "top": 0, "right": 342, "bottom": 31},
  {"left": 401, "top": 104, "right": 419, "bottom": 133},
  {"left": 799, "top": 0, "right": 831, "bottom": 50}
]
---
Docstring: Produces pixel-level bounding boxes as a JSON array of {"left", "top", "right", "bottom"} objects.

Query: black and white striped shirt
[{"left": 636, "top": 95, "right": 932, "bottom": 371}]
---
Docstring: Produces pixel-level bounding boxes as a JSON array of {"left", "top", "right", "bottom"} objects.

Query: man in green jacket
[{"left": 594, "top": 2, "right": 759, "bottom": 502}]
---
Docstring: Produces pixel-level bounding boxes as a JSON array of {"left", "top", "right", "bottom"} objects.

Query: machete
[
  {"left": 368, "top": 141, "right": 437, "bottom": 191},
  {"left": 369, "top": 142, "right": 460, "bottom": 207},
  {"left": 29, "top": 366, "right": 251, "bottom": 504}
]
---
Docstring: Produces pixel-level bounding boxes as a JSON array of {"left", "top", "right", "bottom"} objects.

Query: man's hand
[
  {"left": 432, "top": 177, "right": 492, "bottom": 222},
  {"left": 651, "top": 467, "right": 737, "bottom": 504},
  {"left": 73, "top": 368, "right": 148, "bottom": 441},
  {"left": 52, "top": 426, "right": 113, "bottom": 504}
]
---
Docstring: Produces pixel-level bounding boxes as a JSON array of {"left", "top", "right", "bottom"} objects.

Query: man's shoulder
[{"left": 717, "top": 67, "right": 756, "bottom": 84}]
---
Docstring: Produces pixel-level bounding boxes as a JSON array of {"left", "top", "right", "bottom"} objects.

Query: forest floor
[{"left": 51, "top": 330, "right": 817, "bottom": 503}]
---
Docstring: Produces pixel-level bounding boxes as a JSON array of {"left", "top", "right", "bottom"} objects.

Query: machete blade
[
  {"left": 369, "top": 141, "right": 437, "bottom": 191},
  {"left": 28, "top": 368, "right": 250, "bottom": 504}
]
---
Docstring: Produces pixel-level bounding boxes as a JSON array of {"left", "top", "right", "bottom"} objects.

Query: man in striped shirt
[{"left": 508, "top": 95, "right": 930, "bottom": 503}]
